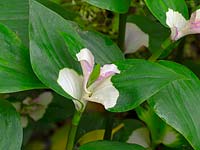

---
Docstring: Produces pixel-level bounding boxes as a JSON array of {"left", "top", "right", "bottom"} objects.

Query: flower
[
  {"left": 166, "top": 8, "right": 200, "bottom": 41},
  {"left": 12, "top": 92, "right": 53, "bottom": 128},
  {"left": 57, "top": 48, "right": 120, "bottom": 111},
  {"left": 125, "top": 23, "right": 149, "bottom": 54}
]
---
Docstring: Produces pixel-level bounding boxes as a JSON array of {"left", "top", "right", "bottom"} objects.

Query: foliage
[{"left": 0, "top": 0, "right": 200, "bottom": 150}]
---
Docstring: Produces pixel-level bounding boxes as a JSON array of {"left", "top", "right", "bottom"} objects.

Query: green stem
[
  {"left": 66, "top": 110, "right": 83, "bottom": 150},
  {"left": 148, "top": 38, "right": 172, "bottom": 62},
  {"left": 103, "top": 112, "right": 114, "bottom": 140},
  {"left": 117, "top": 13, "right": 127, "bottom": 51}
]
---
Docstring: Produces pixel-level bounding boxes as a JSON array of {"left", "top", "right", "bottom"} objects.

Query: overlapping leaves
[
  {"left": 29, "top": 0, "right": 124, "bottom": 99},
  {"left": 0, "top": 23, "right": 44, "bottom": 93},
  {"left": 111, "top": 59, "right": 200, "bottom": 149}
]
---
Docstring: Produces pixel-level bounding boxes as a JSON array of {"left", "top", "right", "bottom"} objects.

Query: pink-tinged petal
[
  {"left": 98, "top": 64, "right": 120, "bottom": 81},
  {"left": 125, "top": 23, "right": 149, "bottom": 54},
  {"left": 189, "top": 9, "right": 200, "bottom": 33},
  {"left": 57, "top": 68, "right": 83, "bottom": 100},
  {"left": 166, "top": 9, "right": 188, "bottom": 40},
  {"left": 76, "top": 48, "right": 94, "bottom": 92},
  {"left": 86, "top": 77, "right": 119, "bottom": 109},
  {"left": 34, "top": 92, "right": 53, "bottom": 106}
]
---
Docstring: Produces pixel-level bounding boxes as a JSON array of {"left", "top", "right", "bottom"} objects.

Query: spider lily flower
[
  {"left": 57, "top": 48, "right": 120, "bottom": 111},
  {"left": 166, "top": 8, "right": 200, "bottom": 41},
  {"left": 125, "top": 23, "right": 149, "bottom": 54}
]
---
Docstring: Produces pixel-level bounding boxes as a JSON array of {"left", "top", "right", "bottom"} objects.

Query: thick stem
[
  {"left": 103, "top": 112, "right": 114, "bottom": 140},
  {"left": 66, "top": 110, "right": 83, "bottom": 150},
  {"left": 117, "top": 13, "right": 127, "bottom": 52}
]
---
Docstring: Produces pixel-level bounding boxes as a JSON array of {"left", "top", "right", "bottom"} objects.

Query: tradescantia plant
[{"left": 1, "top": 0, "right": 200, "bottom": 150}]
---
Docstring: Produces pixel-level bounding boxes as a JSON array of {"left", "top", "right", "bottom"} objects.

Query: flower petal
[
  {"left": 29, "top": 107, "right": 45, "bottom": 121},
  {"left": 126, "top": 127, "right": 150, "bottom": 148},
  {"left": 98, "top": 64, "right": 120, "bottom": 81},
  {"left": 125, "top": 23, "right": 149, "bottom": 54},
  {"left": 87, "top": 77, "right": 119, "bottom": 109},
  {"left": 189, "top": 9, "right": 200, "bottom": 33},
  {"left": 166, "top": 8, "right": 188, "bottom": 40},
  {"left": 57, "top": 68, "right": 83, "bottom": 100},
  {"left": 34, "top": 92, "right": 53, "bottom": 106},
  {"left": 76, "top": 48, "right": 94, "bottom": 92}
]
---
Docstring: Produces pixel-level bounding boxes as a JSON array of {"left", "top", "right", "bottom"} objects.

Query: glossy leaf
[
  {"left": 144, "top": 0, "right": 189, "bottom": 27},
  {"left": 148, "top": 61, "right": 200, "bottom": 150},
  {"left": 0, "top": 24, "right": 45, "bottom": 93},
  {"left": 0, "top": 0, "right": 29, "bottom": 46},
  {"left": 0, "top": 99, "right": 23, "bottom": 150},
  {"left": 30, "top": 0, "right": 80, "bottom": 99},
  {"left": 61, "top": 30, "right": 124, "bottom": 65},
  {"left": 126, "top": 15, "right": 170, "bottom": 53},
  {"left": 79, "top": 141, "right": 145, "bottom": 150},
  {"left": 84, "top": 0, "right": 131, "bottom": 14},
  {"left": 30, "top": 0, "right": 124, "bottom": 99},
  {"left": 110, "top": 59, "right": 187, "bottom": 112},
  {"left": 111, "top": 59, "right": 200, "bottom": 149},
  {"left": 36, "top": 0, "right": 79, "bottom": 20}
]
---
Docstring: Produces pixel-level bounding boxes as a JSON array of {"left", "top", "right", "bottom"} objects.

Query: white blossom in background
[
  {"left": 124, "top": 23, "right": 149, "bottom": 54},
  {"left": 57, "top": 48, "right": 120, "bottom": 111},
  {"left": 12, "top": 92, "right": 53, "bottom": 128},
  {"left": 166, "top": 8, "right": 200, "bottom": 41},
  {"left": 127, "top": 127, "right": 150, "bottom": 148}
]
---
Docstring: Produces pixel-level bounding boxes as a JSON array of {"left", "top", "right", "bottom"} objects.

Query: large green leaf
[
  {"left": 0, "top": 99, "right": 23, "bottom": 150},
  {"left": 110, "top": 59, "right": 187, "bottom": 112},
  {"left": 79, "top": 141, "right": 145, "bottom": 150},
  {"left": 30, "top": 0, "right": 80, "bottom": 99},
  {"left": 148, "top": 61, "right": 200, "bottom": 150},
  {"left": 61, "top": 30, "right": 124, "bottom": 65},
  {"left": 0, "top": 24, "right": 45, "bottom": 93},
  {"left": 0, "top": 0, "right": 29, "bottom": 46},
  {"left": 29, "top": 0, "right": 124, "bottom": 99},
  {"left": 84, "top": 0, "right": 131, "bottom": 14},
  {"left": 127, "top": 15, "right": 170, "bottom": 53},
  {"left": 144, "top": 0, "right": 189, "bottom": 27},
  {"left": 111, "top": 59, "right": 200, "bottom": 149}
]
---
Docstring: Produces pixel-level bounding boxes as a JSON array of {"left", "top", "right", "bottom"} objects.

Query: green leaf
[
  {"left": 0, "top": 99, "right": 23, "bottom": 150},
  {"left": 144, "top": 0, "right": 189, "bottom": 27},
  {"left": 36, "top": 0, "right": 80, "bottom": 20},
  {"left": 87, "top": 64, "right": 100, "bottom": 87},
  {"left": 148, "top": 61, "right": 200, "bottom": 150},
  {"left": 84, "top": 0, "right": 131, "bottom": 14},
  {"left": 40, "top": 92, "right": 75, "bottom": 123},
  {"left": 111, "top": 59, "right": 200, "bottom": 149},
  {"left": 113, "top": 119, "right": 144, "bottom": 142},
  {"left": 80, "top": 141, "right": 145, "bottom": 150},
  {"left": 79, "top": 141, "right": 145, "bottom": 150},
  {"left": 61, "top": 30, "right": 124, "bottom": 65},
  {"left": 30, "top": 0, "right": 80, "bottom": 99},
  {"left": 127, "top": 15, "right": 170, "bottom": 53},
  {"left": 0, "top": 23, "right": 45, "bottom": 93},
  {"left": 136, "top": 105, "right": 186, "bottom": 147},
  {"left": 110, "top": 59, "right": 187, "bottom": 112},
  {"left": 0, "top": 0, "right": 29, "bottom": 46},
  {"left": 30, "top": 0, "right": 124, "bottom": 99}
]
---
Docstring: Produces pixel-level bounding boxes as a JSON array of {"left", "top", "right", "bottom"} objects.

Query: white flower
[
  {"left": 12, "top": 92, "right": 53, "bottom": 128},
  {"left": 166, "top": 8, "right": 200, "bottom": 41},
  {"left": 57, "top": 48, "right": 120, "bottom": 111},
  {"left": 125, "top": 23, "right": 149, "bottom": 54}
]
